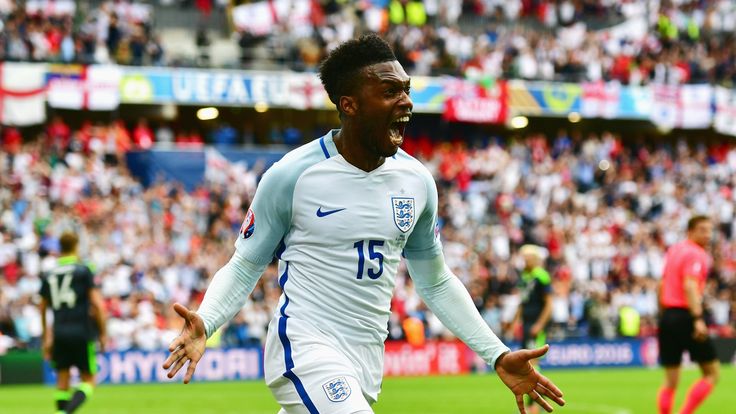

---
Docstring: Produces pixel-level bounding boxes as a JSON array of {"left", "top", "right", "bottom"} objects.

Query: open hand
[
  {"left": 162, "top": 303, "right": 207, "bottom": 384},
  {"left": 495, "top": 345, "right": 566, "bottom": 414}
]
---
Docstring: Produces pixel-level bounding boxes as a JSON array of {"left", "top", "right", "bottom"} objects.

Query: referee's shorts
[{"left": 658, "top": 308, "right": 717, "bottom": 366}]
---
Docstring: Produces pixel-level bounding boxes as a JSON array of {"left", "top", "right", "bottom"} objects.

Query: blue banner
[
  {"left": 120, "top": 68, "right": 332, "bottom": 109},
  {"left": 117, "top": 67, "right": 447, "bottom": 112},
  {"left": 125, "top": 149, "right": 207, "bottom": 191},
  {"left": 43, "top": 347, "right": 263, "bottom": 385},
  {"left": 538, "top": 338, "right": 659, "bottom": 369},
  {"left": 125, "top": 147, "right": 288, "bottom": 191}
]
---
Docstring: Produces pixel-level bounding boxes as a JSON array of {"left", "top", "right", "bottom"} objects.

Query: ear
[{"left": 339, "top": 95, "right": 358, "bottom": 117}]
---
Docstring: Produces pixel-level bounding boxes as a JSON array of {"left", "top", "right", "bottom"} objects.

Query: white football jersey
[{"left": 235, "top": 130, "right": 442, "bottom": 398}]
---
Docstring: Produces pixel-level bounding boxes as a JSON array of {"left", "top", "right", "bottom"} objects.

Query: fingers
[
  {"left": 515, "top": 394, "right": 527, "bottom": 414},
  {"left": 183, "top": 357, "right": 199, "bottom": 384},
  {"left": 162, "top": 350, "right": 181, "bottom": 369},
  {"left": 167, "top": 354, "right": 188, "bottom": 379},
  {"left": 173, "top": 303, "right": 190, "bottom": 319},
  {"left": 530, "top": 390, "right": 554, "bottom": 413},
  {"left": 536, "top": 383, "right": 566, "bottom": 407},
  {"left": 168, "top": 330, "right": 188, "bottom": 352},
  {"left": 537, "top": 373, "right": 564, "bottom": 399},
  {"left": 523, "top": 344, "right": 550, "bottom": 359}
]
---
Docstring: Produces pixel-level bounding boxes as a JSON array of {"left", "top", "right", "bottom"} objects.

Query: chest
[
  {"left": 290, "top": 166, "right": 425, "bottom": 248},
  {"left": 520, "top": 278, "right": 543, "bottom": 302}
]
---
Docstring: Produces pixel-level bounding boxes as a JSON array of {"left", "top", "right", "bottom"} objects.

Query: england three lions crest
[
  {"left": 392, "top": 197, "right": 415, "bottom": 233},
  {"left": 322, "top": 376, "right": 351, "bottom": 402}
]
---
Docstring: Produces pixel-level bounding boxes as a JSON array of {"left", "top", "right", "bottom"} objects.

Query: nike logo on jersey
[{"left": 316, "top": 207, "right": 346, "bottom": 217}]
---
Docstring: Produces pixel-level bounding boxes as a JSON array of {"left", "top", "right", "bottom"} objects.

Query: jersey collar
[
  {"left": 686, "top": 239, "right": 705, "bottom": 251},
  {"left": 58, "top": 255, "right": 78, "bottom": 265},
  {"left": 319, "top": 129, "right": 338, "bottom": 158}
]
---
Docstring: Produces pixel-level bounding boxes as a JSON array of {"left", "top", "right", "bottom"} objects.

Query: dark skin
[
  {"left": 333, "top": 60, "right": 413, "bottom": 172},
  {"left": 164, "top": 59, "right": 565, "bottom": 413}
]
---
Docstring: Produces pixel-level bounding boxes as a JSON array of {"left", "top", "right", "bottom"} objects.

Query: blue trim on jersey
[
  {"left": 277, "top": 262, "right": 319, "bottom": 414},
  {"left": 275, "top": 238, "right": 286, "bottom": 260},
  {"left": 319, "top": 136, "right": 330, "bottom": 159}
]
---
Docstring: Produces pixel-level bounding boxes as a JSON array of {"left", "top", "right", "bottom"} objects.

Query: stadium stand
[
  {"left": 2, "top": 1, "right": 735, "bottom": 83},
  {"left": 1, "top": 121, "right": 735, "bottom": 353}
]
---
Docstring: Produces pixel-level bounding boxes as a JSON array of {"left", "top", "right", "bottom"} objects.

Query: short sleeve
[
  {"left": 234, "top": 165, "right": 293, "bottom": 265},
  {"left": 535, "top": 268, "right": 552, "bottom": 293},
  {"left": 685, "top": 252, "right": 708, "bottom": 281},
  {"left": 403, "top": 168, "right": 442, "bottom": 260}
]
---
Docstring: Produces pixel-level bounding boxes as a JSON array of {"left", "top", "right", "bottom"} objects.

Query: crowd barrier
[
  {"left": 41, "top": 347, "right": 263, "bottom": 385},
  {"left": 17, "top": 338, "right": 732, "bottom": 385}
]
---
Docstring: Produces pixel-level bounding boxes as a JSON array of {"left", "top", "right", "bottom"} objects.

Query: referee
[{"left": 657, "top": 216, "right": 719, "bottom": 414}]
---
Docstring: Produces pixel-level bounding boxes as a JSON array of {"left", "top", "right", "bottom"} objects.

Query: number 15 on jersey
[{"left": 353, "top": 240, "right": 384, "bottom": 280}]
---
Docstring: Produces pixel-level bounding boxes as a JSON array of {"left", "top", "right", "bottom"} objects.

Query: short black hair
[
  {"left": 319, "top": 34, "right": 397, "bottom": 111},
  {"left": 687, "top": 215, "right": 711, "bottom": 231}
]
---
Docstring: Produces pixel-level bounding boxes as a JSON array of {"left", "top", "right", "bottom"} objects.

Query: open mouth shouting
[{"left": 389, "top": 114, "right": 411, "bottom": 146}]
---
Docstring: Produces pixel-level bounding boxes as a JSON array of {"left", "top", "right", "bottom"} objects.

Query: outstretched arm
[
  {"left": 196, "top": 251, "right": 268, "bottom": 338},
  {"left": 406, "top": 255, "right": 565, "bottom": 413},
  {"left": 406, "top": 255, "right": 509, "bottom": 366},
  {"left": 162, "top": 250, "right": 267, "bottom": 383}
]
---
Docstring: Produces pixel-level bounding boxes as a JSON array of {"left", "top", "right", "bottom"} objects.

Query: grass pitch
[{"left": 1, "top": 367, "right": 733, "bottom": 413}]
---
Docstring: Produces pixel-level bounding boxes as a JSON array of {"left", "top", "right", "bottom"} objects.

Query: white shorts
[{"left": 264, "top": 316, "right": 383, "bottom": 414}]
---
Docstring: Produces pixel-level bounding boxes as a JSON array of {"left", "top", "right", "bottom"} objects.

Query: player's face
[
  {"left": 354, "top": 61, "right": 413, "bottom": 157},
  {"left": 522, "top": 253, "right": 538, "bottom": 270},
  {"left": 690, "top": 220, "right": 713, "bottom": 247}
]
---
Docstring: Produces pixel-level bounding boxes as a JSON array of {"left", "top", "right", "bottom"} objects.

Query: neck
[{"left": 334, "top": 126, "right": 385, "bottom": 172}]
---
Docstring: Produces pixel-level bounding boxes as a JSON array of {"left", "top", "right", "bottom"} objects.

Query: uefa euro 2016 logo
[
  {"left": 322, "top": 376, "right": 351, "bottom": 402},
  {"left": 391, "top": 197, "right": 415, "bottom": 233},
  {"left": 240, "top": 209, "right": 255, "bottom": 239}
]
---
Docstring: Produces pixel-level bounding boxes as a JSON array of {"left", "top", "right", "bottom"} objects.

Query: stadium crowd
[
  {"left": 1, "top": 119, "right": 735, "bottom": 354},
  {"left": 0, "top": 0, "right": 164, "bottom": 65},
  {"left": 2, "top": 0, "right": 736, "bottom": 85},
  {"left": 235, "top": 0, "right": 736, "bottom": 85}
]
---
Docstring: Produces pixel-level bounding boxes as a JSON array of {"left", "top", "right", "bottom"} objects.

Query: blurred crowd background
[
  {"left": 1, "top": 117, "right": 735, "bottom": 353},
  {"left": 0, "top": 0, "right": 735, "bottom": 354},
  {"left": 1, "top": 0, "right": 735, "bottom": 84}
]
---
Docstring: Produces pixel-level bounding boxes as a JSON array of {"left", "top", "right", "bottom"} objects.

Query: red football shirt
[{"left": 661, "top": 240, "right": 710, "bottom": 309}]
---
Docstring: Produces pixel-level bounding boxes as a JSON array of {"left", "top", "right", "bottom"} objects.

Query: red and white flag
[
  {"left": 443, "top": 79, "right": 508, "bottom": 124},
  {"left": 651, "top": 84, "right": 712, "bottom": 129},
  {"left": 47, "top": 65, "right": 121, "bottom": 110},
  {"left": 288, "top": 73, "right": 328, "bottom": 110},
  {"left": 0, "top": 62, "right": 47, "bottom": 126},
  {"left": 581, "top": 81, "right": 620, "bottom": 119},
  {"left": 714, "top": 86, "right": 736, "bottom": 137}
]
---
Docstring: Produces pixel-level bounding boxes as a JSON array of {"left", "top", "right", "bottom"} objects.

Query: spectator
[
  {"left": 132, "top": 118, "right": 154, "bottom": 149},
  {"left": 2, "top": 120, "right": 736, "bottom": 354}
]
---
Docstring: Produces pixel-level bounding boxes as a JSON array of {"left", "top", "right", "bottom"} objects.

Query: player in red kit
[{"left": 657, "top": 216, "right": 719, "bottom": 414}]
